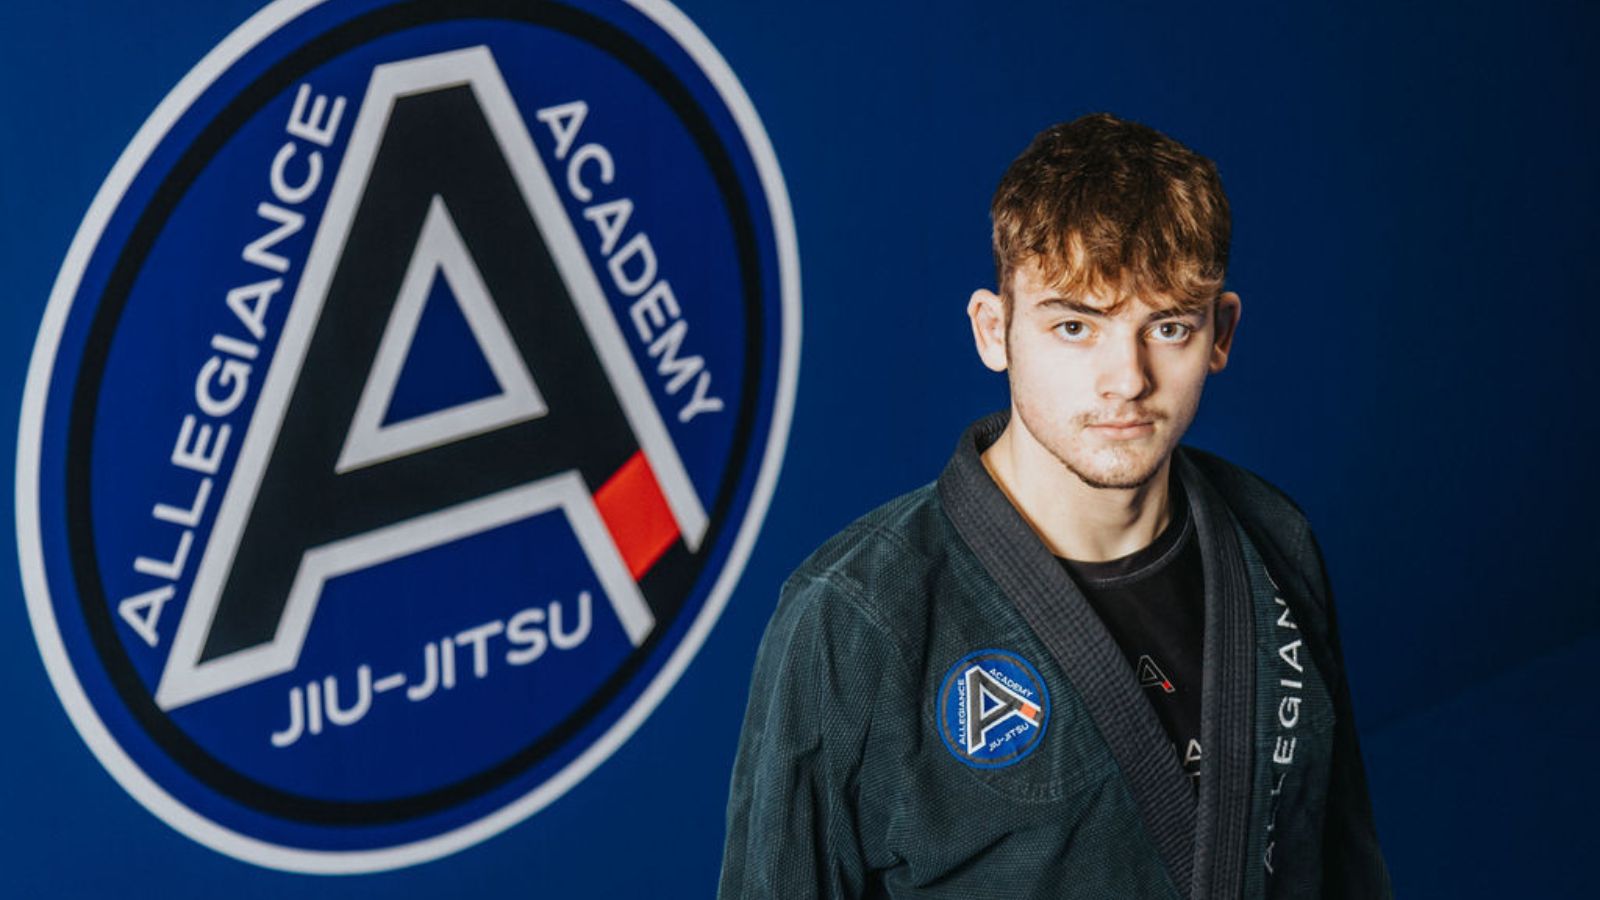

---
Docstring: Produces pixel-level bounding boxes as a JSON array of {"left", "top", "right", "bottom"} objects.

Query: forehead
[{"left": 1009, "top": 260, "right": 1194, "bottom": 318}]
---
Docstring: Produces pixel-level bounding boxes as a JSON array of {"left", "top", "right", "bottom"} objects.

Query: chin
[{"left": 1062, "top": 446, "right": 1169, "bottom": 491}]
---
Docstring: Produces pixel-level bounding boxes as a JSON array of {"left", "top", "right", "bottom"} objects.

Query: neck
[{"left": 980, "top": 413, "right": 1175, "bottom": 562}]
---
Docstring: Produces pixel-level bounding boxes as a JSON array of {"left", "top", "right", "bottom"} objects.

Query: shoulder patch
[{"left": 936, "top": 649, "right": 1050, "bottom": 768}]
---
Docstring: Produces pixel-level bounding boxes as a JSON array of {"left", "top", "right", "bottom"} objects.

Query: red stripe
[{"left": 594, "top": 451, "right": 680, "bottom": 579}]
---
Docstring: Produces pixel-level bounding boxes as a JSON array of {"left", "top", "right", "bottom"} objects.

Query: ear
[
  {"left": 1208, "top": 291, "right": 1241, "bottom": 373},
  {"left": 968, "top": 288, "right": 1009, "bottom": 372}
]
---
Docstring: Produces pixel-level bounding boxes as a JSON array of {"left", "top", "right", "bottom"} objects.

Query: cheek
[
  {"left": 1010, "top": 361, "right": 1098, "bottom": 444},
  {"left": 1156, "top": 349, "right": 1211, "bottom": 390},
  {"left": 1012, "top": 341, "right": 1090, "bottom": 390},
  {"left": 1011, "top": 358, "right": 1089, "bottom": 418},
  {"left": 1153, "top": 356, "right": 1212, "bottom": 416}
]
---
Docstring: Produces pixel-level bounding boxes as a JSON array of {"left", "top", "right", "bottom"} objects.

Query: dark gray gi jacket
[{"left": 721, "top": 413, "right": 1392, "bottom": 899}]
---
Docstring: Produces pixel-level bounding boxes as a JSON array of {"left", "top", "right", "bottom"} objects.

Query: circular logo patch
[
  {"left": 18, "top": 0, "right": 797, "bottom": 874},
  {"left": 937, "top": 649, "right": 1050, "bottom": 768}
]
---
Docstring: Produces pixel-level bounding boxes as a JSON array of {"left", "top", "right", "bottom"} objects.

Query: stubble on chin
[
  {"left": 1058, "top": 447, "right": 1165, "bottom": 490},
  {"left": 1046, "top": 418, "right": 1172, "bottom": 491},
  {"left": 1017, "top": 405, "right": 1169, "bottom": 491}
]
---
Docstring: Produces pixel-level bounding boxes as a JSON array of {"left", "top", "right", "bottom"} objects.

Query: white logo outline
[{"left": 336, "top": 194, "right": 548, "bottom": 475}]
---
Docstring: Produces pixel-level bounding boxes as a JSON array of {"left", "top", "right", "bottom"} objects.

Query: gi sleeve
[
  {"left": 1310, "top": 532, "right": 1395, "bottom": 899},
  {"left": 719, "top": 572, "right": 897, "bottom": 900}
]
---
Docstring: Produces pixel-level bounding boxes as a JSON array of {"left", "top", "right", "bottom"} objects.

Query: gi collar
[{"left": 937, "top": 411, "right": 1256, "bottom": 899}]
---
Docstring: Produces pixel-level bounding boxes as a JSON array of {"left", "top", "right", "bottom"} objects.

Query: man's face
[{"left": 983, "top": 261, "right": 1238, "bottom": 490}]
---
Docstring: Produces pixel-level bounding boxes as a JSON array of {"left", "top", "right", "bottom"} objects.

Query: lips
[{"left": 1088, "top": 420, "right": 1155, "bottom": 438}]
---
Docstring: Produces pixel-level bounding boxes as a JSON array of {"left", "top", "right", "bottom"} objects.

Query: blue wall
[{"left": 2, "top": 0, "right": 1594, "bottom": 895}]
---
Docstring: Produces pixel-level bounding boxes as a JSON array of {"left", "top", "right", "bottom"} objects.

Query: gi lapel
[
  {"left": 937, "top": 413, "right": 1197, "bottom": 893},
  {"left": 1176, "top": 450, "right": 1258, "bottom": 899}
]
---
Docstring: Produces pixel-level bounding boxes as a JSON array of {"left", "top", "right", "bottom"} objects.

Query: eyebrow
[{"left": 1032, "top": 296, "right": 1205, "bottom": 325}]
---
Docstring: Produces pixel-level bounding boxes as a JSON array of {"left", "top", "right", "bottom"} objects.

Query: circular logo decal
[
  {"left": 937, "top": 650, "right": 1050, "bottom": 768},
  {"left": 18, "top": 0, "right": 797, "bottom": 873}
]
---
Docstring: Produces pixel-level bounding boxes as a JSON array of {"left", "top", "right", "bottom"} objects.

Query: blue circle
[
  {"left": 21, "top": 0, "right": 796, "bottom": 871},
  {"left": 936, "top": 649, "right": 1052, "bottom": 769}
]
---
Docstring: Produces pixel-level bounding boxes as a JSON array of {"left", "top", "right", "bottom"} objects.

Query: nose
[{"left": 1095, "top": 332, "right": 1151, "bottom": 401}]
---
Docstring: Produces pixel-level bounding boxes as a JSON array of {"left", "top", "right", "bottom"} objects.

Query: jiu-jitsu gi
[{"left": 721, "top": 413, "right": 1391, "bottom": 899}]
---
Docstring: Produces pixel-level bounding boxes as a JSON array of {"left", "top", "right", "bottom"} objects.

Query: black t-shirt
[{"left": 1058, "top": 486, "right": 1205, "bottom": 788}]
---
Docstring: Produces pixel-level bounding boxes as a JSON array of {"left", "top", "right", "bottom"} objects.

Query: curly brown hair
[{"left": 991, "top": 113, "right": 1230, "bottom": 316}]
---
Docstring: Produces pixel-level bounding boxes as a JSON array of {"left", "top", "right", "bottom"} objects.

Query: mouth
[{"left": 1087, "top": 420, "right": 1156, "bottom": 439}]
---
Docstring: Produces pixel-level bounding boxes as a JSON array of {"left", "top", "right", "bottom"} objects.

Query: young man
[{"left": 720, "top": 114, "right": 1391, "bottom": 899}]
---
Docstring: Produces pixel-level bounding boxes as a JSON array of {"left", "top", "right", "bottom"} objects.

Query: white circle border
[{"left": 14, "top": 0, "right": 800, "bottom": 875}]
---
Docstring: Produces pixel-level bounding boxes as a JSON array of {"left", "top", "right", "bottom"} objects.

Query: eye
[
  {"left": 1053, "top": 320, "right": 1091, "bottom": 342},
  {"left": 1149, "top": 321, "right": 1193, "bottom": 343}
]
